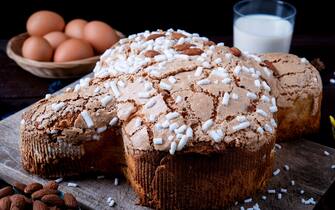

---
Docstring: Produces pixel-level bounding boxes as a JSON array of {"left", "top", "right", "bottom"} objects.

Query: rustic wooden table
[{"left": 1, "top": 35, "right": 335, "bottom": 209}]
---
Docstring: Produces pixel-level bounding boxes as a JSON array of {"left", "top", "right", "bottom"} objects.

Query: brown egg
[
  {"left": 27, "top": 10, "right": 65, "bottom": 36},
  {"left": 84, "top": 21, "right": 119, "bottom": 53},
  {"left": 65, "top": 19, "right": 88, "bottom": 39},
  {"left": 22, "top": 36, "right": 53, "bottom": 61},
  {"left": 54, "top": 38, "right": 94, "bottom": 62},
  {"left": 44, "top": 31, "right": 68, "bottom": 49}
]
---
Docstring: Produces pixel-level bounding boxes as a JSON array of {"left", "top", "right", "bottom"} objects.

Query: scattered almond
[
  {"left": 0, "top": 186, "right": 13, "bottom": 199},
  {"left": 43, "top": 181, "right": 58, "bottom": 190},
  {"left": 173, "top": 43, "right": 194, "bottom": 51},
  {"left": 204, "top": 41, "right": 215, "bottom": 46},
  {"left": 146, "top": 33, "right": 165, "bottom": 41},
  {"left": 171, "top": 32, "right": 186, "bottom": 39},
  {"left": 13, "top": 182, "right": 26, "bottom": 193},
  {"left": 144, "top": 50, "right": 160, "bottom": 58},
  {"left": 33, "top": 200, "right": 48, "bottom": 210},
  {"left": 24, "top": 182, "right": 43, "bottom": 194},
  {"left": 230, "top": 47, "right": 241, "bottom": 57},
  {"left": 182, "top": 48, "right": 204, "bottom": 56},
  {"left": 0, "top": 196, "right": 11, "bottom": 210},
  {"left": 41, "top": 194, "right": 64, "bottom": 207},
  {"left": 10, "top": 194, "right": 26, "bottom": 209},
  {"left": 1, "top": 181, "right": 78, "bottom": 209},
  {"left": 63, "top": 193, "right": 78, "bottom": 209},
  {"left": 31, "top": 189, "right": 58, "bottom": 200},
  {"left": 263, "top": 60, "right": 279, "bottom": 76}
]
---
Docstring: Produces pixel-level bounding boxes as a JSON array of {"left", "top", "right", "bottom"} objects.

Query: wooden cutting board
[{"left": 1, "top": 89, "right": 335, "bottom": 210}]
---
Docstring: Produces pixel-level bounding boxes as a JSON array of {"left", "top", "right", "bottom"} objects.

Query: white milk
[{"left": 234, "top": 14, "right": 293, "bottom": 53}]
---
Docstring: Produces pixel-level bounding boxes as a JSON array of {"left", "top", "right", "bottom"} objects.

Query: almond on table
[
  {"left": 0, "top": 180, "right": 80, "bottom": 209},
  {"left": 0, "top": 186, "right": 14, "bottom": 199}
]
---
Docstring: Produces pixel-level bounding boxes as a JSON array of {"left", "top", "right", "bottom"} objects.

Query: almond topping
[
  {"left": 144, "top": 50, "right": 160, "bottom": 58},
  {"left": 173, "top": 43, "right": 194, "bottom": 51},
  {"left": 204, "top": 41, "right": 215, "bottom": 46},
  {"left": 230, "top": 47, "right": 241, "bottom": 57},
  {"left": 182, "top": 48, "right": 204, "bottom": 56},
  {"left": 146, "top": 33, "right": 165, "bottom": 41},
  {"left": 263, "top": 60, "right": 279, "bottom": 76},
  {"left": 171, "top": 32, "right": 187, "bottom": 39}
]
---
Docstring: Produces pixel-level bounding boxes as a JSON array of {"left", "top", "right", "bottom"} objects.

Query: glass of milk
[{"left": 233, "top": 0, "right": 296, "bottom": 53}]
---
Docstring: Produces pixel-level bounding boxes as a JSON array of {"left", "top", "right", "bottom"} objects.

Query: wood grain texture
[{"left": 1, "top": 82, "right": 335, "bottom": 210}]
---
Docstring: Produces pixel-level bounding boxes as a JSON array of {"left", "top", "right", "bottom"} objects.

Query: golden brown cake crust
[
  {"left": 21, "top": 126, "right": 126, "bottom": 178},
  {"left": 124, "top": 138, "right": 275, "bottom": 209},
  {"left": 259, "top": 53, "right": 322, "bottom": 141},
  {"left": 20, "top": 29, "right": 325, "bottom": 209}
]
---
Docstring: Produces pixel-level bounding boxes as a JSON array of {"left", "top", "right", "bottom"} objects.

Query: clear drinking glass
[{"left": 233, "top": 0, "right": 296, "bottom": 53}]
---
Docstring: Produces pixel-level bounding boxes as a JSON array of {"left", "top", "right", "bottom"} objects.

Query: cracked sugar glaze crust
[{"left": 21, "top": 29, "right": 278, "bottom": 156}]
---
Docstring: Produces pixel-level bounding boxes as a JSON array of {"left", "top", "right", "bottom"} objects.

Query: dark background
[{"left": 0, "top": 0, "right": 334, "bottom": 39}]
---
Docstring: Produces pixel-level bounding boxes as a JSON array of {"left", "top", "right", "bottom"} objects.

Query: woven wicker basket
[{"left": 6, "top": 31, "right": 124, "bottom": 79}]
